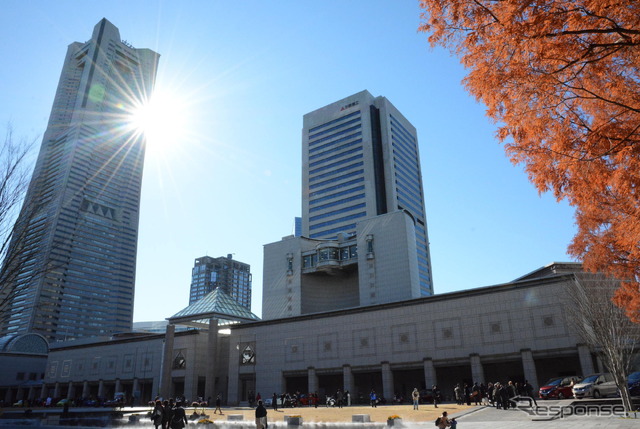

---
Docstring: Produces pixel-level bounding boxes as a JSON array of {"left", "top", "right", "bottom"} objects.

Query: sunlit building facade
[
  {"left": 0, "top": 19, "right": 159, "bottom": 342},
  {"left": 262, "top": 91, "right": 434, "bottom": 320},
  {"left": 302, "top": 90, "right": 433, "bottom": 295},
  {"left": 189, "top": 255, "right": 252, "bottom": 309}
]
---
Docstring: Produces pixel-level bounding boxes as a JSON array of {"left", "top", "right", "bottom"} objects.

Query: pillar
[
  {"left": 160, "top": 324, "right": 176, "bottom": 398},
  {"left": 40, "top": 384, "right": 47, "bottom": 400},
  {"left": 66, "top": 382, "right": 74, "bottom": 400},
  {"left": 205, "top": 319, "right": 219, "bottom": 400},
  {"left": 520, "top": 349, "right": 539, "bottom": 390},
  {"left": 115, "top": 379, "right": 121, "bottom": 395},
  {"left": 308, "top": 367, "right": 318, "bottom": 394},
  {"left": 53, "top": 383, "right": 60, "bottom": 399},
  {"left": 4, "top": 388, "right": 12, "bottom": 404},
  {"left": 132, "top": 378, "right": 140, "bottom": 404},
  {"left": 423, "top": 358, "right": 436, "bottom": 389},
  {"left": 469, "top": 354, "right": 485, "bottom": 385},
  {"left": 342, "top": 365, "right": 354, "bottom": 395},
  {"left": 577, "top": 344, "right": 595, "bottom": 376},
  {"left": 381, "top": 361, "right": 393, "bottom": 401},
  {"left": 98, "top": 380, "right": 105, "bottom": 399},
  {"left": 28, "top": 386, "right": 35, "bottom": 400},
  {"left": 82, "top": 381, "right": 89, "bottom": 399}
]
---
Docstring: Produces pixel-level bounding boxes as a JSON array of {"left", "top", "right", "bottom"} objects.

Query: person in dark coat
[
  {"left": 170, "top": 401, "right": 188, "bottom": 429},
  {"left": 255, "top": 400, "right": 268, "bottom": 429},
  {"left": 151, "top": 400, "right": 164, "bottom": 429}
]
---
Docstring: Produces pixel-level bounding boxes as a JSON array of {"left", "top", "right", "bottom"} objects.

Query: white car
[{"left": 572, "top": 373, "right": 617, "bottom": 399}]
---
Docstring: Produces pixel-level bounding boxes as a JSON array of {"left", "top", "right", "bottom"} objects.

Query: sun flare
[{"left": 129, "top": 88, "right": 189, "bottom": 153}]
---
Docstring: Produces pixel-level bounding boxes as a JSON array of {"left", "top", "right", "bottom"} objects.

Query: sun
[{"left": 128, "top": 88, "right": 189, "bottom": 153}]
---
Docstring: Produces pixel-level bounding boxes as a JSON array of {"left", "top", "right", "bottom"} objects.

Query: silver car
[{"left": 572, "top": 373, "right": 617, "bottom": 399}]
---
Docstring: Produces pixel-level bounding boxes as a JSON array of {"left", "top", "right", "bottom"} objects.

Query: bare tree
[
  {"left": 566, "top": 272, "right": 640, "bottom": 415},
  {"left": 0, "top": 125, "right": 36, "bottom": 326}
]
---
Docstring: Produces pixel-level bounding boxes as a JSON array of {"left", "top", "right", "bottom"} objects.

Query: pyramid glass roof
[{"left": 167, "top": 288, "right": 260, "bottom": 328}]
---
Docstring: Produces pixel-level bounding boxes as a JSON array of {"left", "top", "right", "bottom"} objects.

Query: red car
[{"left": 538, "top": 376, "right": 581, "bottom": 400}]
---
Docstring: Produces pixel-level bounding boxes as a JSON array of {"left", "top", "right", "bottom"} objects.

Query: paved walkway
[{"left": 450, "top": 400, "right": 640, "bottom": 428}]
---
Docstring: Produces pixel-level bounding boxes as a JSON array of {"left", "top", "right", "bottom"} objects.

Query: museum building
[{"left": 30, "top": 263, "right": 602, "bottom": 406}]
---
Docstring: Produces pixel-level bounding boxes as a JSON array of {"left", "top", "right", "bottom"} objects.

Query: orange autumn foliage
[{"left": 418, "top": 0, "right": 640, "bottom": 322}]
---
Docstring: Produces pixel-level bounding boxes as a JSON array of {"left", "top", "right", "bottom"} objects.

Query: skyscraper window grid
[{"left": 0, "top": 19, "right": 159, "bottom": 342}]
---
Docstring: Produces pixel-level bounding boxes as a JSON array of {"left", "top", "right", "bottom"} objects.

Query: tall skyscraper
[
  {"left": 262, "top": 90, "right": 433, "bottom": 320},
  {"left": 0, "top": 19, "right": 159, "bottom": 342},
  {"left": 302, "top": 90, "right": 433, "bottom": 295},
  {"left": 189, "top": 255, "right": 252, "bottom": 309}
]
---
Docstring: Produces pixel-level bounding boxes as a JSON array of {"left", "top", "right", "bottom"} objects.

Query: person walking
[
  {"left": 369, "top": 389, "right": 377, "bottom": 408},
  {"left": 151, "top": 400, "right": 164, "bottom": 429},
  {"left": 170, "top": 401, "right": 188, "bottom": 429},
  {"left": 255, "top": 400, "right": 268, "bottom": 429},
  {"left": 411, "top": 388, "right": 419, "bottom": 410},
  {"left": 271, "top": 393, "right": 278, "bottom": 411},
  {"left": 214, "top": 395, "right": 223, "bottom": 414}
]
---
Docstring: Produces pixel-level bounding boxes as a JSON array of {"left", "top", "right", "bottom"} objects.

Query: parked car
[
  {"left": 627, "top": 372, "right": 640, "bottom": 396},
  {"left": 538, "top": 376, "right": 582, "bottom": 400},
  {"left": 572, "top": 373, "right": 617, "bottom": 399},
  {"left": 56, "top": 398, "right": 70, "bottom": 406}
]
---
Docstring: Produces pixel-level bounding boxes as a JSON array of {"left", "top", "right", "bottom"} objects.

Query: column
[
  {"left": 308, "top": 367, "right": 318, "bottom": 394},
  {"left": 205, "top": 319, "right": 219, "bottom": 400},
  {"left": 423, "top": 358, "right": 436, "bottom": 388},
  {"left": 469, "top": 354, "right": 485, "bottom": 385},
  {"left": 520, "top": 349, "right": 539, "bottom": 390},
  {"left": 160, "top": 324, "right": 176, "bottom": 399},
  {"left": 115, "top": 379, "right": 121, "bottom": 395},
  {"left": 67, "top": 382, "right": 74, "bottom": 400},
  {"left": 577, "top": 344, "right": 594, "bottom": 376},
  {"left": 98, "top": 380, "right": 105, "bottom": 399},
  {"left": 132, "top": 378, "right": 140, "bottom": 405},
  {"left": 342, "top": 365, "right": 354, "bottom": 395},
  {"left": 4, "top": 388, "right": 12, "bottom": 404},
  {"left": 151, "top": 377, "right": 159, "bottom": 401},
  {"left": 53, "top": 383, "right": 60, "bottom": 399},
  {"left": 381, "top": 361, "right": 393, "bottom": 402},
  {"left": 82, "top": 381, "right": 89, "bottom": 399},
  {"left": 40, "top": 384, "right": 47, "bottom": 400},
  {"left": 27, "top": 386, "right": 35, "bottom": 401}
]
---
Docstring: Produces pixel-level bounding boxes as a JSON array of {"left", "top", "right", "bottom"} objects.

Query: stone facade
[{"left": 228, "top": 269, "right": 595, "bottom": 405}]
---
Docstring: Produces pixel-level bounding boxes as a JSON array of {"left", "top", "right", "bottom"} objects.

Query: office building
[
  {"left": 302, "top": 90, "right": 433, "bottom": 295},
  {"left": 0, "top": 19, "right": 159, "bottom": 342},
  {"left": 262, "top": 91, "right": 433, "bottom": 319},
  {"left": 189, "top": 255, "right": 252, "bottom": 309}
]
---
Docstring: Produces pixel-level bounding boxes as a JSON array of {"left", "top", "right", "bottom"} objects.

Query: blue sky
[{"left": 0, "top": 1, "right": 577, "bottom": 322}]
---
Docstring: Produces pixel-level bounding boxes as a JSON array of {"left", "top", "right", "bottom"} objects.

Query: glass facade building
[
  {"left": 302, "top": 91, "right": 434, "bottom": 295},
  {"left": 189, "top": 255, "right": 252, "bottom": 309},
  {"left": 0, "top": 19, "right": 159, "bottom": 342}
]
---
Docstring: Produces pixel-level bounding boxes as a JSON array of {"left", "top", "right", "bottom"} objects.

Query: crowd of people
[{"left": 453, "top": 380, "right": 537, "bottom": 409}]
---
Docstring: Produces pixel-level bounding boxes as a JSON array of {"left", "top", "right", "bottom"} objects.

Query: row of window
[
  {"left": 309, "top": 161, "right": 364, "bottom": 183},
  {"left": 309, "top": 211, "right": 366, "bottom": 231},
  {"left": 308, "top": 117, "right": 362, "bottom": 142},
  {"left": 309, "top": 223, "right": 357, "bottom": 239},
  {"left": 309, "top": 185, "right": 365, "bottom": 205},
  {"left": 309, "top": 138, "right": 363, "bottom": 162},
  {"left": 309, "top": 202, "right": 366, "bottom": 222},
  {"left": 308, "top": 110, "right": 360, "bottom": 134},
  {"left": 309, "top": 193, "right": 365, "bottom": 213},
  {"left": 302, "top": 244, "right": 358, "bottom": 268},
  {"left": 309, "top": 146, "right": 363, "bottom": 168},
  {"left": 309, "top": 169, "right": 363, "bottom": 190}
]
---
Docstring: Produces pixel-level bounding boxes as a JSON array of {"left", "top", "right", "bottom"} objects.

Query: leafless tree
[
  {"left": 566, "top": 272, "right": 640, "bottom": 415},
  {"left": 0, "top": 125, "right": 36, "bottom": 326}
]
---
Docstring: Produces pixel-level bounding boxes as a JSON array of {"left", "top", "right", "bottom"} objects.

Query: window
[{"left": 173, "top": 351, "right": 186, "bottom": 369}]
